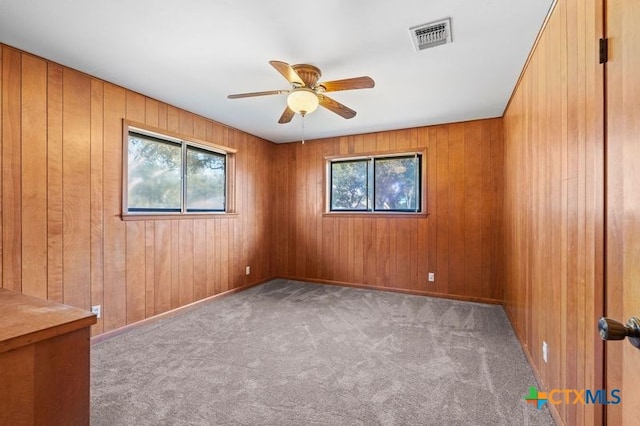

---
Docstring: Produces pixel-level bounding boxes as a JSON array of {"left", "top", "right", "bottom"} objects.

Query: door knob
[{"left": 598, "top": 317, "right": 640, "bottom": 349}]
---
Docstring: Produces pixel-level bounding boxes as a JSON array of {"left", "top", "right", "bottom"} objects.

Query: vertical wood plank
[
  {"left": 167, "top": 106, "right": 179, "bottom": 133},
  {"left": 154, "top": 221, "right": 171, "bottom": 314},
  {"left": 2, "top": 47, "right": 22, "bottom": 293},
  {"left": 228, "top": 131, "right": 239, "bottom": 290},
  {"left": 46, "top": 63, "right": 64, "bottom": 302},
  {"left": 375, "top": 218, "right": 390, "bottom": 287},
  {"left": 125, "top": 92, "right": 145, "bottom": 123},
  {"left": 170, "top": 221, "right": 180, "bottom": 308},
  {"left": 216, "top": 219, "right": 226, "bottom": 293},
  {"left": 144, "top": 221, "right": 155, "bottom": 317},
  {"left": 304, "top": 144, "right": 318, "bottom": 279},
  {"left": 353, "top": 217, "right": 364, "bottom": 284},
  {"left": 346, "top": 218, "right": 354, "bottom": 283},
  {"left": 395, "top": 219, "right": 411, "bottom": 289},
  {"left": 286, "top": 143, "right": 298, "bottom": 278},
  {"left": 193, "top": 219, "right": 207, "bottom": 300},
  {"left": 102, "top": 83, "right": 127, "bottom": 331},
  {"left": 157, "top": 103, "right": 168, "bottom": 130},
  {"left": 205, "top": 220, "right": 217, "bottom": 297},
  {"left": 489, "top": 120, "right": 504, "bottom": 300},
  {"left": 20, "top": 54, "right": 47, "bottom": 299},
  {"left": 194, "top": 116, "right": 207, "bottom": 141},
  {"left": 387, "top": 217, "right": 397, "bottom": 288},
  {"left": 321, "top": 216, "right": 335, "bottom": 281},
  {"left": 463, "top": 121, "right": 483, "bottom": 298},
  {"left": 448, "top": 124, "right": 465, "bottom": 296},
  {"left": 179, "top": 109, "right": 194, "bottom": 136},
  {"left": 90, "top": 78, "right": 105, "bottom": 334},
  {"left": 425, "top": 127, "right": 437, "bottom": 291},
  {"left": 241, "top": 131, "right": 253, "bottom": 286},
  {"left": 145, "top": 98, "right": 159, "bottom": 128},
  {"left": 435, "top": 126, "right": 450, "bottom": 294},
  {"left": 216, "top": 220, "right": 230, "bottom": 291},
  {"left": 62, "top": 69, "right": 91, "bottom": 310},
  {"left": 125, "top": 221, "right": 146, "bottom": 323}
]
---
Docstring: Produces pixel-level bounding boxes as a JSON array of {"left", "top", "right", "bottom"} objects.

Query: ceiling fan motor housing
[{"left": 291, "top": 64, "right": 322, "bottom": 88}]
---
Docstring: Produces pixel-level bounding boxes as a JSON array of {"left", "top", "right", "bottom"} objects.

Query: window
[
  {"left": 124, "top": 123, "right": 235, "bottom": 217},
  {"left": 329, "top": 153, "right": 422, "bottom": 213}
]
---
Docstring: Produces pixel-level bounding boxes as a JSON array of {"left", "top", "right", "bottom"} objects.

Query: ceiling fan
[{"left": 228, "top": 60, "right": 375, "bottom": 124}]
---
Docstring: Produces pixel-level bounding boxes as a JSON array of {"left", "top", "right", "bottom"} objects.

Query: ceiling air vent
[{"left": 409, "top": 18, "right": 452, "bottom": 52}]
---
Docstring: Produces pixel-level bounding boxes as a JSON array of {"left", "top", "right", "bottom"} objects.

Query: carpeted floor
[{"left": 91, "top": 279, "right": 554, "bottom": 425}]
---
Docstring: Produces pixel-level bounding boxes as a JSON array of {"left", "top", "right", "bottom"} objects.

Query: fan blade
[
  {"left": 319, "top": 95, "right": 357, "bottom": 119},
  {"left": 278, "top": 106, "right": 295, "bottom": 124},
  {"left": 318, "top": 76, "right": 374, "bottom": 92},
  {"left": 228, "top": 90, "right": 287, "bottom": 99},
  {"left": 269, "top": 60, "right": 305, "bottom": 86}
]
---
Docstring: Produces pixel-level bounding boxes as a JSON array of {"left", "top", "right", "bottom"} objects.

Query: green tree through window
[
  {"left": 374, "top": 157, "right": 418, "bottom": 211},
  {"left": 330, "top": 154, "right": 421, "bottom": 213},
  {"left": 330, "top": 160, "right": 369, "bottom": 210},
  {"left": 128, "top": 135, "right": 181, "bottom": 211},
  {"left": 127, "top": 131, "right": 227, "bottom": 214},
  {"left": 186, "top": 146, "right": 225, "bottom": 211}
]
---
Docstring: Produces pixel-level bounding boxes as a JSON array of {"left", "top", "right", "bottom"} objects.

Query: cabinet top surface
[{"left": 0, "top": 289, "right": 96, "bottom": 352}]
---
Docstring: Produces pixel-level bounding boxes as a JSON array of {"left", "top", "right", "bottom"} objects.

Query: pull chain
[{"left": 301, "top": 112, "right": 306, "bottom": 144}]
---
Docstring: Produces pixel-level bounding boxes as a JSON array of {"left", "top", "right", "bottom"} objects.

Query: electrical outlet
[
  {"left": 428, "top": 272, "right": 435, "bottom": 282},
  {"left": 91, "top": 305, "right": 101, "bottom": 319},
  {"left": 245, "top": 266, "right": 251, "bottom": 275},
  {"left": 542, "top": 341, "right": 548, "bottom": 363}
]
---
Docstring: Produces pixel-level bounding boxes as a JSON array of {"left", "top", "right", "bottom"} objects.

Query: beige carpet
[{"left": 91, "top": 279, "right": 554, "bottom": 425}]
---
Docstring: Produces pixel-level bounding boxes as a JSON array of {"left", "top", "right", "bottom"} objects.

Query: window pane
[
  {"left": 186, "top": 146, "right": 226, "bottom": 211},
  {"left": 128, "top": 134, "right": 181, "bottom": 212},
  {"left": 374, "top": 156, "right": 420, "bottom": 211},
  {"left": 331, "top": 160, "right": 369, "bottom": 210}
]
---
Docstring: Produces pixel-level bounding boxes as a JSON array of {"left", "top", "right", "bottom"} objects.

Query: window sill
[
  {"left": 322, "top": 212, "right": 429, "bottom": 219},
  {"left": 122, "top": 212, "right": 238, "bottom": 221}
]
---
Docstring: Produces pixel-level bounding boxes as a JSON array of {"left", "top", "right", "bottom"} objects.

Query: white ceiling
[{"left": 0, "top": 0, "right": 553, "bottom": 143}]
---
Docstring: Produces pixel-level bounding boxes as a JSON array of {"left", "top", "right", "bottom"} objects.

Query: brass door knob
[{"left": 599, "top": 317, "right": 640, "bottom": 349}]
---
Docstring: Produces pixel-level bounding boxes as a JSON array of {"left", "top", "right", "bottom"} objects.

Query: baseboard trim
[
  {"left": 90, "top": 277, "right": 276, "bottom": 345},
  {"left": 278, "top": 275, "right": 503, "bottom": 305},
  {"left": 503, "top": 305, "right": 563, "bottom": 425}
]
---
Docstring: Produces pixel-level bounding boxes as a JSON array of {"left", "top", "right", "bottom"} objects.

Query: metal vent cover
[{"left": 409, "top": 18, "right": 452, "bottom": 52}]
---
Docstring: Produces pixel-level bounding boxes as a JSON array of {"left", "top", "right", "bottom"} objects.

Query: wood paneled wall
[
  {"left": 0, "top": 44, "right": 505, "bottom": 335},
  {"left": 271, "top": 119, "right": 504, "bottom": 303},
  {"left": 0, "top": 44, "right": 274, "bottom": 335},
  {"left": 502, "top": 0, "right": 604, "bottom": 424}
]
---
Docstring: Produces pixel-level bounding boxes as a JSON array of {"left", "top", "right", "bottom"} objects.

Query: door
[{"left": 605, "top": 0, "right": 640, "bottom": 424}]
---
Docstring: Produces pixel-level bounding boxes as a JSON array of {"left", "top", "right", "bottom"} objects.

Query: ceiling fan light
[{"left": 287, "top": 88, "right": 319, "bottom": 115}]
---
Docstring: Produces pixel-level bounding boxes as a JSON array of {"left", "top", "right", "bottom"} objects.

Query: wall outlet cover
[{"left": 91, "top": 305, "right": 101, "bottom": 319}]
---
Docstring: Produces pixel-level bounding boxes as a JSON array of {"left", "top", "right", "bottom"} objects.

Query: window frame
[
  {"left": 324, "top": 149, "right": 427, "bottom": 217},
  {"left": 122, "top": 120, "right": 237, "bottom": 220}
]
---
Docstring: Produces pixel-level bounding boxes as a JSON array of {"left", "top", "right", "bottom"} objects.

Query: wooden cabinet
[{"left": 0, "top": 289, "right": 96, "bottom": 425}]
